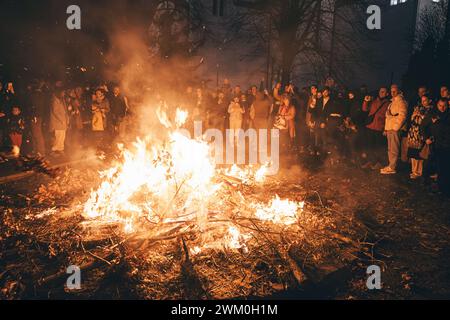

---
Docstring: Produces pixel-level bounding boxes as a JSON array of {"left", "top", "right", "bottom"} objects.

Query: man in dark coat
[
  {"left": 29, "top": 81, "right": 47, "bottom": 155},
  {"left": 429, "top": 98, "right": 450, "bottom": 195},
  {"left": 310, "top": 87, "right": 343, "bottom": 155}
]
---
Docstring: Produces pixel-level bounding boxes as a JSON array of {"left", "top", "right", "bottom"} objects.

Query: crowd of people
[
  {"left": 0, "top": 80, "right": 130, "bottom": 158},
  {"left": 0, "top": 76, "right": 449, "bottom": 196},
  {"left": 184, "top": 79, "right": 450, "bottom": 197}
]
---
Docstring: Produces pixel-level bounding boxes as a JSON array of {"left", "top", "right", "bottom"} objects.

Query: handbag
[{"left": 273, "top": 115, "right": 287, "bottom": 130}]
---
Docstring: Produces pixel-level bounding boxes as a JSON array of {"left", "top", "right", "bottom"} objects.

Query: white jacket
[
  {"left": 228, "top": 102, "right": 244, "bottom": 123},
  {"left": 49, "top": 96, "right": 69, "bottom": 131},
  {"left": 385, "top": 95, "right": 407, "bottom": 131}
]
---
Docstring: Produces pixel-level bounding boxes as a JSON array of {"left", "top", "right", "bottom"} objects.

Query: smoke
[
  {"left": 1, "top": 0, "right": 274, "bottom": 165},
  {"left": 97, "top": 2, "right": 210, "bottom": 142}
]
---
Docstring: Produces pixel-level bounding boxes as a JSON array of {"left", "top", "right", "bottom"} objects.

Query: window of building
[
  {"left": 390, "top": 0, "right": 407, "bottom": 5},
  {"left": 390, "top": 0, "right": 440, "bottom": 7}
]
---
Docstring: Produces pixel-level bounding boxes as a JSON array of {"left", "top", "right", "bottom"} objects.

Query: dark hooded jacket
[{"left": 427, "top": 109, "right": 450, "bottom": 150}]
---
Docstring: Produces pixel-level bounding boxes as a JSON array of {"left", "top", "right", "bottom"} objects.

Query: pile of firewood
[{"left": 0, "top": 165, "right": 368, "bottom": 299}]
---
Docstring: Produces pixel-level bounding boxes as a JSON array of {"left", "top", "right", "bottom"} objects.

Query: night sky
[
  {"left": 0, "top": 0, "right": 435, "bottom": 89},
  {"left": 0, "top": 0, "right": 152, "bottom": 85}
]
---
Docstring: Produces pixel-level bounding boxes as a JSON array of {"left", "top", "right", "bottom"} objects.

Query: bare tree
[
  {"left": 230, "top": 0, "right": 374, "bottom": 87},
  {"left": 147, "top": 0, "right": 207, "bottom": 60}
]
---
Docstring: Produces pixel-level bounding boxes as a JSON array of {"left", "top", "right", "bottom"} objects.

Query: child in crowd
[{"left": 7, "top": 105, "right": 25, "bottom": 152}]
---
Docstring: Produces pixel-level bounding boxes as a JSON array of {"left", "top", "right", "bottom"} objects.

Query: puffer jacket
[
  {"left": 49, "top": 96, "right": 69, "bottom": 131},
  {"left": 385, "top": 94, "right": 407, "bottom": 131}
]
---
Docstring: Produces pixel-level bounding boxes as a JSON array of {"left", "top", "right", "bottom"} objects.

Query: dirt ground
[
  {"left": 297, "top": 155, "right": 450, "bottom": 299},
  {"left": 1, "top": 154, "right": 449, "bottom": 300}
]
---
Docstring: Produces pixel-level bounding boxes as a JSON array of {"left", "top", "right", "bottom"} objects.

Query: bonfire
[
  {"left": 0, "top": 106, "right": 363, "bottom": 299},
  {"left": 82, "top": 107, "right": 304, "bottom": 252}
]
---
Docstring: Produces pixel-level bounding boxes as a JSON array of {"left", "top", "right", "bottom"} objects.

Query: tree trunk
[
  {"left": 279, "top": 26, "right": 297, "bottom": 86},
  {"left": 280, "top": 52, "right": 295, "bottom": 86}
]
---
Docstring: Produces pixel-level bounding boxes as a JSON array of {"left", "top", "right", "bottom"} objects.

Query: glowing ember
[
  {"left": 124, "top": 218, "right": 135, "bottom": 234},
  {"left": 222, "top": 163, "right": 270, "bottom": 184},
  {"left": 225, "top": 226, "right": 251, "bottom": 252},
  {"left": 254, "top": 195, "right": 305, "bottom": 225},
  {"left": 254, "top": 163, "right": 270, "bottom": 183},
  {"left": 190, "top": 246, "right": 202, "bottom": 255}
]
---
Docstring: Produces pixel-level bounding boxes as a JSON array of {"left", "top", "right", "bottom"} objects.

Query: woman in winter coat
[
  {"left": 277, "top": 95, "right": 296, "bottom": 149},
  {"left": 407, "top": 94, "right": 433, "bottom": 179},
  {"left": 228, "top": 96, "right": 245, "bottom": 144}
]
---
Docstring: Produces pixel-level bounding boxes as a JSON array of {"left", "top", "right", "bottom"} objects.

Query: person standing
[
  {"left": 250, "top": 91, "right": 272, "bottom": 131},
  {"left": 207, "top": 91, "right": 226, "bottom": 132},
  {"left": 6, "top": 105, "right": 25, "bottom": 152},
  {"left": 310, "top": 87, "right": 336, "bottom": 155},
  {"left": 273, "top": 82, "right": 283, "bottom": 102},
  {"left": 440, "top": 85, "right": 449, "bottom": 100},
  {"left": 65, "top": 88, "right": 84, "bottom": 152},
  {"left": 401, "top": 87, "right": 427, "bottom": 164},
  {"left": 217, "top": 91, "right": 228, "bottom": 132},
  {"left": 49, "top": 88, "right": 69, "bottom": 155},
  {"left": 29, "top": 81, "right": 47, "bottom": 156},
  {"left": 342, "top": 90, "right": 359, "bottom": 156},
  {"left": 110, "top": 86, "right": 129, "bottom": 139},
  {"left": 91, "top": 89, "right": 110, "bottom": 151},
  {"left": 294, "top": 87, "right": 309, "bottom": 153},
  {"left": 233, "top": 85, "right": 242, "bottom": 98},
  {"left": 247, "top": 85, "right": 258, "bottom": 108},
  {"left": 306, "top": 85, "right": 319, "bottom": 154},
  {"left": 361, "top": 87, "right": 390, "bottom": 169},
  {"left": 324, "top": 89, "right": 345, "bottom": 157},
  {"left": 277, "top": 95, "right": 296, "bottom": 151},
  {"left": 4, "top": 82, "right": 17, "bottom": 113},
  {"left": 414, "top": 86, "right": 428, "bottom": 106},
  {"left": 380, "top": 84, "right": 408, "bottom": 175},
  {"left": 429, "top": 98, "right": 450, "bottom": 195},
  {"left": 228, "top": 96, "right": 245, "bottom": 144},
  {"left": 248, "top": 90, "right": 273, "bottom": 161},
  {"left": 406, "top": 94, "right": 434, "bottom": 179},
  {"left": 240, "top": 93, "right": 251, "bottom": 130},
  {"left": 221, "top": 78, "right": 232, "bottom": 100},
  {"left": 272, "top": 82, "right": 283, "bottom": 118}
]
